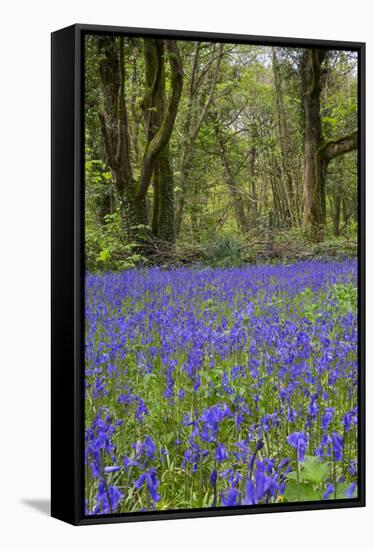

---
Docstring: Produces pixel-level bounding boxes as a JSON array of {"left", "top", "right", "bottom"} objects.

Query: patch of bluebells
[{"left": 85, "top": 260, "right": 358, "bottom": 513}]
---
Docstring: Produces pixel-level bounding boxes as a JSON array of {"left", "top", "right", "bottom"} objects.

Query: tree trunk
[
  {"left": 301, "top": 49, "right": 326, "bottom": 241},
  {"left": 157, "top": 147, "right": 176, "bottom": 242},
  {"left": 142, "top": 40, "right": 176, "bottom": 242},
  {"left": 248, "top": 147, "right": 258, "bottom": 226},
  {"left": 301, "top": 49, "right": 358, "bottom": 242},
  {"left": 333, "top": 194, "right": 341, "bottom": 237},
  {"left": 272, "top": 48, "right": 295, "bottom": 227},
  {"left": 342, "top": 198, "right": 349, "bottom": 228},
  {"left": 138, "top": 39, "right": 182, "bottom": 244},
  {"left": 98, "top": 36, "right": 183, "bottom": 251},
  {"left": 97, "top": 36, "right": 147, "bottom": 241},
  {"left": 214, "top": 122, "right": 249, "bottom": 234}
]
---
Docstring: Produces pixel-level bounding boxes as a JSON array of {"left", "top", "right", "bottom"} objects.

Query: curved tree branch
[
  {"left": 136, "top": 39, "right": 183, "bottom": 199},
  {"left": 319, "top": 131, "right": 358, "bottom": 162}
]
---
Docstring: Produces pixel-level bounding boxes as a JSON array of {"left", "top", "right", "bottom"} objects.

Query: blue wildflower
[
  {"left": 323, "top": 483, "right": 334, "bottom": 499},
  {"left": 321, "top": 407, "right": 334, "bottom": 431},
  {"left": 216, "top": 443, "right": 229, "bottom": 462},
  {"left": 345, "top": 482, "right": 356, "bottom": 498},
  {"left": 221, "top": 488, "right": 240, "bottom": 506},
  {"left": 287, "top": 432, "right": 309, "bottom": 461},
  {"left": 134, "top": 467, "right": 161, "bottom": 502}
]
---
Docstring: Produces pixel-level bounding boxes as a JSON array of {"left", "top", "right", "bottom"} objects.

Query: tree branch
[
  {"left": 319, "top": 131, "right": 358, "bottom": 161},
  {"left": 190, "top": 44, "right": 224, "bottom": 143},
  {"left": 136, "top": 40, "right": 183, "bottom": 199},
  {"left": 189, "top": 42, "right": 201, "bottom": 97}
]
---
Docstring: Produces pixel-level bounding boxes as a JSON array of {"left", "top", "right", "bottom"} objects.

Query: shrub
[{"left": 206, "top": 234, "right": 243, "bottom": 267}]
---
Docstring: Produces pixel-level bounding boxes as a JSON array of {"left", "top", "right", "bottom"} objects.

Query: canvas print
[{"left": 84, "top": 34, "right": 359, "bottom": 516}]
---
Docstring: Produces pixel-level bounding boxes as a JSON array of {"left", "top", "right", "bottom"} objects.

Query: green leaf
[
  {"left": 284, "top": 480, "right": 322, "bottom": 502},
  {"left": 299, "top": 456, "right": 330, "bottom": 484},
  {"left": 97, "top": 247, "right": 111, "bottom": 263}
]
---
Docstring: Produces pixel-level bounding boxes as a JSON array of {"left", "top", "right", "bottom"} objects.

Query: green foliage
[
  {"left": 284, "top": 456, "right": 349, "bottom": 503},
  {"left": 297, "top": 456, "right": 331, "bottom": 484},
  {"left": 284, "top": 479, "right": 322, "bottom": 502},
  {"left": 205, "top": 234, "right": 244, "bottom": 267},
  {"left": 331, "top": 282, "right": 357, "bottom": 314},
  {"left": 86, "top": 212, "right": 148, "bottom": 272}
]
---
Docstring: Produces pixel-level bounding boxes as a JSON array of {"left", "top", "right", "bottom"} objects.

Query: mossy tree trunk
[
  {"left": 301, "top": 49, "right": 326, "bottom": 241},
  {"left": 142, "top": 40, "right": 177, "bottom": 243},
  {"left": 301, "top": 49, "right": 358, "bottom": 242},
  {"left": 98, "top": 36, "right": 183, "bottom": 251},
  {"left": 272, "top": 48, "right": 295, "bottom": 227},
  {"left": 98, "top": 36, "right": 144, "bottom": 239}
]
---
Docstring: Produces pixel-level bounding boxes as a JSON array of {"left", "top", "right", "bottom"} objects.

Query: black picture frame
[{"left": 51, "top": 23, "right": 365, "bottom": 525}]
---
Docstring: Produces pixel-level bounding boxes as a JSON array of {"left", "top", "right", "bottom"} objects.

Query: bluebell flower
[
  {"left": 348, "top": 460, "right": 357, "bottom": 476},
  {"left": 104, "top": 466, "right": 122, "bottom": 473},
  {"left": 93, "top": 480, "right": 123, "bottom": 513},
  {"left": 221, "top": 488, "right": 240, "bottom": 506},
  {"left": 243, "top": 470, "right": 278, "bottom": 505},
  {"left": 321, "top": 407, "right": 334, "bottom": 431},
  {"left": 287, "top": 432, "right": 308, "bottom": 461},
  {"left": 134, "top": 467, "right": 161, "bottom": 502},
  {"left": 216, "top": 443, "right": 229, "bottom": 462},
  {"left": 342, "top": 408, "right": 357, "bottom": 431},
  {"left": 210, "top": 468, "right": 217, "bottom": 487},
  {"left": 323, "top": 483, "right": 334, "bottom": 499},
  {"left": 288, "top": 407, "right": 297, "bottom": 423},
  {"left": 309, "top": 399, "right": 319, "bottom": 420},
  {"left": 143, "top": 435, "right": 157, "bottom": 459},
  {"left": 332, "top": 432, "right": 344, "bottom": 461},
  {"left": 135, "top": 397, "right": 148, "bottom": 421},
  {"left": 345, "top": 482, "right": 356, "bottom": 498}
]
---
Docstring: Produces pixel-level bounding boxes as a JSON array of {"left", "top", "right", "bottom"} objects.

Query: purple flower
[
  {"left": 243, "top": 470, "right": 279, "bottom": 505},
  {"left": 348, "top": 460, "right": 357, "bottom": 476},
  {"left": 143, "top": 435, "right": 157, "bottom": 459},
  {"left": 309, "top": 399, "right": 319, "bottom": 420},
  {"left": 135, "top": 397, "right": 148, "bottom": 421},
  {"left": 287, "top": 432, "right": 309, "bottom": 461},
  {"left": 216, "top": 443, "right": 229, "bottom": 463},
  {"left": 210, "top": 468, "right": 217, "bottom": 487},
  {"left": 104, "top": 466, "right": 122, "bottom": 473},
  {"left": 323, "top": 483, "right": 334, "bottom": 499},
  {"left": 221, "top": 488, "right": 240, "bottom": 506},
  {"left": 321, "top": 407, "right": 334, "bottom": 431},
  {"left": 288, "top": 407, "right": 297, "bottom": 423},
  {"left": 342, "top": 408, "right": 357, "bottom": 432},
  {"left": 345, "top": 482, "right": 356, "bottom": 498},
  {"left": 332, "top": 432, "right": 344, "bottom": 461},
  {"left": 91, "top": 480, "right": 123, "bottom": 514},
  {"left": 134, "top": 467, "right": 161, "bottom": 502}
]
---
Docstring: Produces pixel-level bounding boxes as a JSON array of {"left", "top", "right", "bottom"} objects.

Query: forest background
[{"left": 85, "top": 36, "right": 358, "bottom": 271}]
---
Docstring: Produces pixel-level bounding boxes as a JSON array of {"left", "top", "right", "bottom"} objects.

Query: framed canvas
[{"left": 51, "top": 24, "right": 365, "bottom": 525}]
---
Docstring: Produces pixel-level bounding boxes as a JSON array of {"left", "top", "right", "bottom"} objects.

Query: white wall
[{"left": 0, "top": 1, "right": 371, "bottom": 548}]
